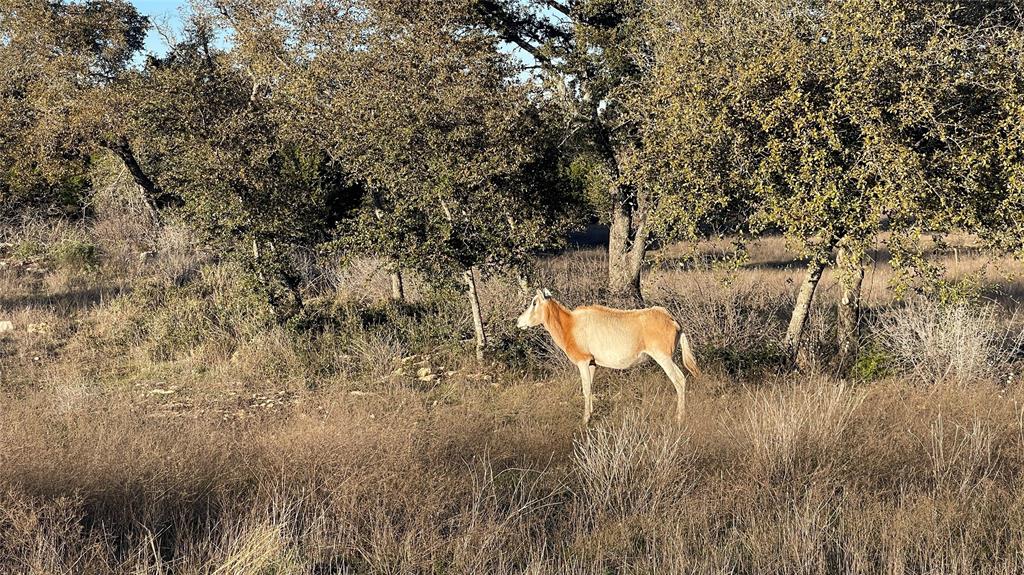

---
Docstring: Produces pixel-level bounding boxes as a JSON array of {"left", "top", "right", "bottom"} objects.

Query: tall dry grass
[
  {"left": 875, "top": 298, "right": 1024, "bottom": 386},
  {"left": 5, "top": 216, "right": 1024, "bottom": 572},
  {"left": 6, "top": 379, "right": 1024, "bottom": 573}
]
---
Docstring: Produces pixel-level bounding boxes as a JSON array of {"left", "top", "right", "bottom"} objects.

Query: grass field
[{"left": 3, "top": 211, "right": 1024, "bottom": 573}]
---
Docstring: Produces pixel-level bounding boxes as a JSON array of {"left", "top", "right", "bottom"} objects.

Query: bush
[
  {"left": 573, "top": 414, "right": 691, "bottom": 518},
  {"left": 96, "top": 262, "right": 276, "bottom": 361},
  {"left": 51, "top": 239, "right": 99, "bottom": 273},
  {"left": 735, "top": 381, "right": 862, "bottom": 482},
  {"left": 10, "top": 239, "right": 46, "bottom": 261},
  {"left": 875, "top": 298, "right": 1024, "bottom": 386},
  {"left": 662, "top": 272, "right": 792, "bottom": 375},
  {"left": 850, "top": 343, "right": 892, "bottom": 382}
]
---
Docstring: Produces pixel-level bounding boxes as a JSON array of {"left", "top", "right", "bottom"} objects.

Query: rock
[{"left": 0, "top": 321, "right": 13, "bottom": 333}]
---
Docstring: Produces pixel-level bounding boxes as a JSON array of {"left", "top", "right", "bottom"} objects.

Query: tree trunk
[
  {"left": 836, "top": 247, "right": 865, "bottom": 368},
  {"left": 607, "top": 182, "right": 647, "bottom": 306},
  {"left": 251, "top": 239, "right": 264, "bottom": 282},
  {"left": 464, "top": 267, "right": 487, "bottom": 362},
  {"left": 369, "top": 192, "right": 405, "bottom": 303},
  {"left": 104, "top": 140, "right": 181, "bottom": 215},
  {"left": 390, "top": 268, "right": 405, "bottom": 301},
  {"left": 252, "top": 238, "right": 303, "bottom": 319},
  {"left": 784, "top": 259, "right": 826, "bottom": 364}
]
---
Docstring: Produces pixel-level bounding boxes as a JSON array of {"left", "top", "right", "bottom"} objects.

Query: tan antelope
[{"left": 517, "top": 289, "right": 699, "bottom": 424}]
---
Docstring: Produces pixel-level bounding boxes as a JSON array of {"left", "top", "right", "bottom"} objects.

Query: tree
[
  {"left": 464, "top": 0, "right": 658, "bottom": 304},
  {"left": 0, "top": 0, "right": 149, "bottom": 215},
  {"left": 644, "top": 0, "right": 1024, "bottom": 365},
  {"left": 258, "top": 0, "right": 577, "bottom": 356},
  {"left": 946, "top": 8, "right": 1024, "bottom": 263},
  {"left": 105, "top": 14, "right": 360, "bottom": 317}
]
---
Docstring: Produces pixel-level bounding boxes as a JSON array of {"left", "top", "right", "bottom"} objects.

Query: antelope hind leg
[{"left": 651, "top": 354, "right": 688, "bottom": 423}]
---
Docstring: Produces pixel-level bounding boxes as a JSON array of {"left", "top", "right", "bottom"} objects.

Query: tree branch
[
  {"left": 103, "top": 139, "right": 182, "bottom": 212},
  {"left": 474, "top": 0, "right": 570, "bottom": 70},
  {"left": 506, "top": 33, "right": 554, "bottom": 67},
  {"left": 542, "top": 0, "right": 572, "bottom": 18}
]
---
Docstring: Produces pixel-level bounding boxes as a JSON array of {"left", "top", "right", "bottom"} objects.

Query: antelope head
[{"left": 516, "top": 288, "right": 552, "bottom": 329}]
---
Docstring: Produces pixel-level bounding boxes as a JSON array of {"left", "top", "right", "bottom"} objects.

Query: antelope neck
[{"left": 542, "top": 300, "right": 583, "bottom": 362}]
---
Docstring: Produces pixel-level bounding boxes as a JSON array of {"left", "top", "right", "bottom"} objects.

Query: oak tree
[
  {"left": 644, "top": 0, "right": 1024, "bottom": 364},
  {"left": 468, "top": 0, "right": 659, "bottom": 303},
  {"left": 282, "top": 0, "right": 575, "bottom": 356},
  {"left": 0, "top": 0, "right": 149, "bottom": 214}
]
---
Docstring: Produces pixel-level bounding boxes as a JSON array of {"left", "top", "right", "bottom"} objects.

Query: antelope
[{"left": 517, "top": 289, "right": 700, "bottom": 424}]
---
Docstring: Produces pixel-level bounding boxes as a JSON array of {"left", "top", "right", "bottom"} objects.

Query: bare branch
[{"left": 542, "top": 0, "right": 572, "bottom": 18}]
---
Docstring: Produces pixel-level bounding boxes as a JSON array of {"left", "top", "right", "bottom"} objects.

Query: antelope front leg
[{"left": 576, "top": 361, "right": 595, "bottom": 425}]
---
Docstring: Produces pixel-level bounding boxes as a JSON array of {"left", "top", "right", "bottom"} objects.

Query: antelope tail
[{"left": 679, "top": 331, "right": 700, "bottom": 378}]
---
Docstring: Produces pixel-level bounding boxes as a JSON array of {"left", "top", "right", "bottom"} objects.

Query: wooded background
[{"left": 3, "top": 0, "right": 1024, "bottom": 365}]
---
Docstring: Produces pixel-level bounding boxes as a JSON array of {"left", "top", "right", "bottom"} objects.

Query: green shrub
[
  {"left": 702, "top": 342, "right": 789, "bottom": 376},
  {"left": 336, "top": 292, "right": 471, "bottom": 355},
  {"left": 51, "top": 240, "right": 99, "bottom": 273},
  {"left": 849, "top": 343, "right": 892, "bottom": 382},
  {"left": 100, "top": 262, "right": 276, "bottom": 361},
  {"left": 935, "top": 275, "right": 984, "bottom": 307},
  {"left": 11, "top": 240, "right": 47, "bottom": 260}
]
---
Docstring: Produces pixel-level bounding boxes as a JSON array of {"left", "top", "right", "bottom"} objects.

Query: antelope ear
[
  {"left": 535, "top": 288, "right": 545, "bottom": 299},
  {"left": 542, "top": 288, "right": 552, "bottom": 299}
]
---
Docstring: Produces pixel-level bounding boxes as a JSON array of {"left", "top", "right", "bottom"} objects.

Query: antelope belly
[{"left": 593, "top": 353, "right": 645, "bottom": 370}]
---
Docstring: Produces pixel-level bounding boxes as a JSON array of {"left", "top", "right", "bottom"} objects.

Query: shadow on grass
[{"left": 0, "top": 285, "right": 129, "bottom": 313}]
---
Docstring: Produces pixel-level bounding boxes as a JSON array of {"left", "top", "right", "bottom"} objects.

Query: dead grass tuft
[{"left": 876, "top": 298, "right": 1024, "bottom": 386}]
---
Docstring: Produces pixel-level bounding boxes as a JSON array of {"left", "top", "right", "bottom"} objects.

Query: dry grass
[
  {"left": 5, "top": 218, "right": 1024, "bottom": 573},
  {"left": 7, "top": 379, "right": 1024, "bottom": 573},
  {"left": 735, "top": 380, "right": 862, "bottom": 482},
  {"left": 875, "top": 298, "right": 1024, "bottom": 386}
]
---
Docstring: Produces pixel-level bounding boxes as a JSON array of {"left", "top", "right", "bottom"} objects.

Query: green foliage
[
  {"left": 103, "top": 264, "right": 276, "bottom": 361},
  {"left": 10, "top": 240, "right": 47, "bottom": 261},
  {"left": 4, "top": 0, "right": 1024, "bottom": 337},
  {"left": 111, "top": 18, "right": 362, "bottom": 316},
  {"left": 7, "top": 238, "right": 97, "bottom": 273},
  {"left": 268, "top": 0, "right": 582, "bottom": 284},
  {"left": 51, "top": 240, "right": 99, "bottom": 273},
  {"left": 850, "top": 344, "right": 892, "bottom": 382},
  {"left": 0, "top": 0, "right": 147, "bottom": 213},
  {"left": 644, "top": 0, "right": 1024, "bottom": 269},
  {"left": 640, "top": 0, "right": 1024, "bottom": 351},
  {"left": 471, "top": 1, "right": 671, "bottom": 299},
  {"left": 289, "top": 285, "right": 476, "bottom": 354},
  {"left": 566, "top": 155, "right": 612, "bottom": 224},
  {"left": 935, "top": 275, "right": 987, "bottom": 308}
]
